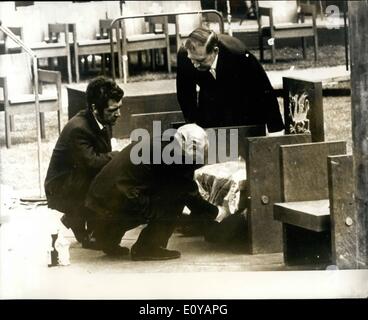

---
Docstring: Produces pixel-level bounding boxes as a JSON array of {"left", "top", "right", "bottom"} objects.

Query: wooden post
[
  {"left": 245, "top": 134, "right": 311, "bottom": 254},
  {"left": 348, "top": 1, "right": 368, "bottom": 268},
  {"left": 328, "top": 155, "right": 358, "bottom": 269}
]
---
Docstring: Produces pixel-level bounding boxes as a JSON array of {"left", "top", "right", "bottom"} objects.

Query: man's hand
[
  {"left": 215, "top": 205, "right": 231, "bottom": 223},
  {"left": 111, "top": 138, "right": 118, "bottom": 150}
]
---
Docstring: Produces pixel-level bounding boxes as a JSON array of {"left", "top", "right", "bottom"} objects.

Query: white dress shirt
[
  {"left": 209, "top": 53, "right": 219, "bottom": 80},
  {"left": 92, "top": 111, "right": 104, "bottom": 130}
]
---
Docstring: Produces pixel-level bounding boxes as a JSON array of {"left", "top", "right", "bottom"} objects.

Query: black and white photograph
[{"left": 0, "top": 0, "right": 367, "bottom": 303}]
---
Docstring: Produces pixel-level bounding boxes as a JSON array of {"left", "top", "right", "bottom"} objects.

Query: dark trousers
[
  {"left": 61, "top": 205, "right": 96, "bottom": 242},
  {"left": 95, "top": 194, "right": 185, "bottom": 250}
]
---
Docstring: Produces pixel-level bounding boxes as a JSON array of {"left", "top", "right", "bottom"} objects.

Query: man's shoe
[
  {"left": 82, "top": 236, "right": 102, "bottom": 250},
  {"left": 177, "top": 224, "right": 204, "bottom": 236},
  {"left": 103, "top": 245, "right": 130, "bottom": 257},
  {"left": 71, "top": 229, "right": 87, "bottom": 243},
  {"left": 61, "top": 216, "right": 86, "bottom": 243},
  {"left": 60, "top": 215, "right": 71, "bottom": 229},
  {"left": 131, "top": 246, "right": 181, "bottom": 261}
]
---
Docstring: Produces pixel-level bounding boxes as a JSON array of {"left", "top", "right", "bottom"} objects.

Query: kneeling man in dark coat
[{"left": 85, "top": 124, "right": 221, "bottom": 260}]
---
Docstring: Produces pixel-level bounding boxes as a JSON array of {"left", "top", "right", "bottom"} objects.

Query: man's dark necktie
[{"left": 101, "top": 126, "right": 110, "bottom": 142}]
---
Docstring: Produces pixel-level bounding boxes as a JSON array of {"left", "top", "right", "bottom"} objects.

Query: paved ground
[{"left": 1, "top": 203, "right": 367, "bottom": 299}]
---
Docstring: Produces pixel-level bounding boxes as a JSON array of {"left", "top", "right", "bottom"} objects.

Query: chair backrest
[
  {"left": 3, "top": 27, "right": 23, "bottom": 53},
  {"left": 0, "top": 53, "right": 33, "bottom": 98},
  {"left": 48, "top": 23, "right": 68, "bottom": 44},
  {"left": 145, "top": 16, "right": 168, "bottom": 34},
  {"left": 99, "top": 19, "right": 113, "bottom": 39},
  {"left": 120, "top": 15, "right": 170, "bottom": 49},
  {"left": 121, "top": 17, "right": 146, "bottom": 38},
  {"left": 280, "top": 141, "right": 347, "bottom": 202},
  {"left": 299, "top": 3, "right": 317, "bottom": 23},
  {"left": 257, "top": 0, "right": 299, "bottom": 25}
]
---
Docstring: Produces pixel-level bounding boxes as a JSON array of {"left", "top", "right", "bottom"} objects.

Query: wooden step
[{"left": 274, "top": 199, "right": 330, "bottom": 232}]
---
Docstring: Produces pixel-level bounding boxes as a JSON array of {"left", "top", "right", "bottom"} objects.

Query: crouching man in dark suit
[
  {"left": 44, "top": 76, "right": 124, "bottom": 253},
  {"left": 85, "top": 124, "right": 221, "bottom": 260}
]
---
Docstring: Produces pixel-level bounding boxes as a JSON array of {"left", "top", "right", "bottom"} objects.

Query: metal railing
[
  {"left": 0, "top": 21, "right": 43, "bottom": 198},
  {"left": 109, "top": 10, "right": 224, "bottom": 83}
]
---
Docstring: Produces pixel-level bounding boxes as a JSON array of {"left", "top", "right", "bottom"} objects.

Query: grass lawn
[
  {"left": 0, "top": 44, "right": 352, "bottom": 197},
  {"left": 77, "top": 44, "right": 348, "bottom": 82}
]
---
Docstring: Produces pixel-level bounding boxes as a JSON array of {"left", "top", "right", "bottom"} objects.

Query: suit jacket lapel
[{"left": 215, "top": 42, "right": 226, "bottom": 83}]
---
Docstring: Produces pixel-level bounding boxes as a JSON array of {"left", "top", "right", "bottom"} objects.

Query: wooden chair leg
[
  {"left": 271, "top": 43, "right": 276, "bottom": 64},
  {"left": 101, "top": 54, "right": 106, "bottom": 75},
  {"left": 9, "top": 115, "right": 15, "bottom": 132},
  {"left": 40, "top": 112, "right": 46, "bottom": 140},
  {"left": 137, "top": 52, "right": 143, "bottom": 67},
  {"left": 112, "top": 52, "right": 118, "bottom": 78},
  {"left": 84, "top": 55, "right": 89, "bottom": 72},
  {"left": 91, "top": 55, "right": 96, "bottom": 69},
  {"left": 106, "top": 53, "right": 112, "bottom": 72},
  {"left": 57, "top": 110, "right": 61, "bottom": 134},
  {"left": 156, "top": 50, "right": 160, "bottom": 66},
  {"left": 75, "top": 55, "right": 81, "bottom": 83},
  {"left": 155, "top": 50, "right": 159, "bottom": 67},
  {"left": 118, "top": 50, "right": 123, "bottom": 80},
  {"left": 150, "top": 50, "right": 156, "bottom": 71},
  {"left": 123, "top": 56, "right": 129, "bottom": 84},
  {"left": 48, "top": 57, "right": 54, "bottom": 70},
  {"left": 160, "top": 49, "right": 164, "bottom": 66},
  {"left": 141, "top": 51, "right": 146, "bottom": 66},
  {"left": 301, "top": 37, "right": 307, "bottom": 60},
  {"left": 5, "top": 113, "right": 11, "bottom": 148},
  {"left": 313, "top": 35, "right": 318, "bottom": 62},
  {"left": 147, "top": 51, "right": 151, "bottom": 66},
  {"left": 259, "top": 36, "right": 264, "bottom": 62},
  {"left": 166, "top": 46, "right": 171, "bottom": 73},
  {"left": 57, "top": 57, "right": 69, "bottom": 82},
  {"left": 66, "top": 48, "right": 72, "bottom": 84}
]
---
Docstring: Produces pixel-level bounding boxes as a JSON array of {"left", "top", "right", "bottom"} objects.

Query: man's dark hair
[
  {"left": 86, "top": 76, "right": 124, "bottom": 116},
  {"left": 184, "top": 27, "right": 218, "bottom": 54}
]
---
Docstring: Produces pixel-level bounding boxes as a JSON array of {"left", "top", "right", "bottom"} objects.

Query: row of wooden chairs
[
  {"left": 0, "top": 53, "right": 62, "bottom": 148},
  {"left": 0, "top": 11, "right": 223, "bottom": 148},
  {"left": 2, "top": 24, "right": 73, "bottom": 83},
  {"left": 271, "top": 77, "right": 354, "bottom": 269},
  {"left": 256, "top": 1, "right": 319, "bottom": 64},
  {"left": 1, "top": 12, "right": 222, "bottom": 84},
  {"left": 1, "top": 20, "right": 169, "bottom": 84}
]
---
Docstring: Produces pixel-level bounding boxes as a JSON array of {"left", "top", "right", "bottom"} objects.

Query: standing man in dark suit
[
  {"left": 85, "top": 124, "right": 223, "bottom": 260},
  {"left": 44, "top": 76, "right": 125, "bottom": 255},
  {"left": 176, "top": 27, "right": 284, "bottom": 132}
]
